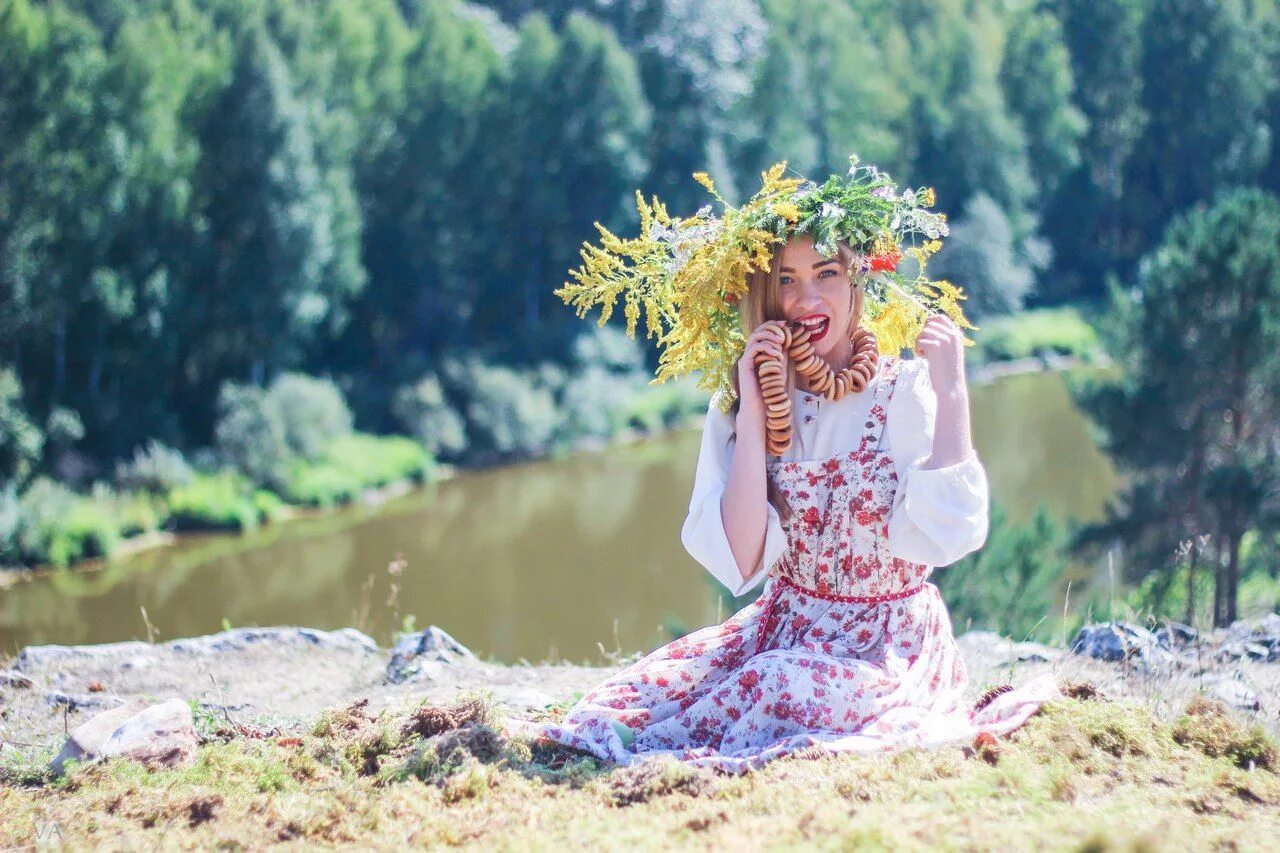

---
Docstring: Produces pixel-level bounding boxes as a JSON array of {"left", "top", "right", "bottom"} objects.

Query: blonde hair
[{"left": 727, "top": 239, "right": 866, "bottom": 523}]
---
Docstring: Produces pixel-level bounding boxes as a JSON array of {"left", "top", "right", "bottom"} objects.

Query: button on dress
[{"left": 502, "top": 354, "right": 1059, "bottom": 774}]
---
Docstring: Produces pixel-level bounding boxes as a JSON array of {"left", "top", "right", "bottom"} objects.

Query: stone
[
  {"left": 50, "top": 698, "right": 149, "bottom": 775},
  {"left": 16, "top": 640, "right": 154, "bottom": 671},
  {"left": 1154, "top": 621, "right": 1199, "bottom": 649},
  {"left": 168, "top": 627, "right": 378, "bottom": 656},
  {"left": 0, "top": 669, "right": 34, "bottom": 688},
  {"left": 387, "top": 626, "right": 477, "bottom": 684},
  {"left": 44, "top": 691, "right": 123, "bottom": 714},
  {"left": 1071, "top": 622, "right": 1169, "bottom": 664},
  {"left": 1208, "top": 678, "right": 1261, "bottom": 712},
  {"left": 51, "top": 698, "right": 197, "bottom": 775},
  {"left": 100, "top": 699, "right": 199, "bottom": 769},
  {"left": 954, "top": 631, "right": 1059, "bottom": 664}
]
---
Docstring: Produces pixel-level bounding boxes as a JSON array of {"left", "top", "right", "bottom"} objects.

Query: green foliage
[
  {"left": 266, "top": 374, "right": 354, "bottom": 461},
  {"left": 114, "top": 440, "right": 195, "bottom": 494},
  {"left": 165, "top": 472, "right": 264, "bottom": 533},
  {"left": 971, "top": 306, "right": 1102, "bottom": 364},
  {"left": 280, "top": 433, "right": 434, "bottom": 508},
  {"left": 936, "top": 502, "right": 1069, "bottom": 641},
  {"left": 392, "top": 373, "right": 468, "bottom": 462},
  {"left": 929, "top": 193, "right": 1043, "bottom": 318},
  {"left": 215, "top": 373, "right": 356, "bottom": 489},
  {"left": 1073, "top": 186, "right": 1280, "bottom": 625},
  {"left": 214, "top": 384, "right": 292, "bottom": 491},
  {"left": 441, "top": 357, "right": 562, "bottom": 464},
  {"left": 0, "top": 368, "right": 43, "bottom": 485},
  {"left": 10, "top": 478, "right": 121, "bottom": 567}
]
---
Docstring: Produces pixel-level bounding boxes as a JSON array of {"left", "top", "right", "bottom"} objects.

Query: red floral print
[{"left": 502, "top": 354, "right": 1061, "bottom": 775}]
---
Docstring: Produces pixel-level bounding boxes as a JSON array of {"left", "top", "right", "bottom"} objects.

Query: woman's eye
[
  {"left": 819, "top": 269, "right": 836, "bottom": 278},
  {"left": 780, "top": 276, "right": 793, "bottom": 285}
]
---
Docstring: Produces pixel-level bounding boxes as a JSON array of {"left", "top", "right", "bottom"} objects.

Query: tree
[
  {"left": 730, "top": 0, "right": 911, "bottom": 182},
  {"left": 936, "top": 502, "right": 1068, "bottom": 641},
  {"left": 178, "top": 25, "right": 361, "bottom": 438},
  {"left": 926, "top": 193, "right": 1043, "bottom": 318},
  {"left": 1072, "top": 187, "right": 1280, "bottom": 626},
  {"left": 998, "top": 6, "right": 1086, "bottom": 201},
  {"left": 475, "top": 11, "right": 651, "bottom": 354},
  {"left": 1123, "top": 0, "right": 1273, "bottom": 262},
  {"left": 1042, "top": 0, "right": 1147, "bottom": 302}
]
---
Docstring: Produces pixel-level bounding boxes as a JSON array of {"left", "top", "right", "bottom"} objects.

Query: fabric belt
[{"left": 753, "top": 573, "right": 928, "bottom": 654}]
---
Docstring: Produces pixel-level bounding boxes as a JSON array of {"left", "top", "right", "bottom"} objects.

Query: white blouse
[{"left": 680, "top": 357, "right": 990, "bottom": 597}]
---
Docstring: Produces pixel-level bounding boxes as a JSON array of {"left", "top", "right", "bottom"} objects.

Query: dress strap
[{"left": 856, "top": 355, "right": 904, "bottom": 453}]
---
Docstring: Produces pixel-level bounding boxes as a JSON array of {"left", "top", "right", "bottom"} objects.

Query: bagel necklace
[{"left": 753, "top": 323, "right": 880, "bottom": 456}]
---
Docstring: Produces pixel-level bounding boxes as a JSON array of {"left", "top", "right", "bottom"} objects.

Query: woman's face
[{"left": 777, "top": 234, "right": 854, "bottom": 359}]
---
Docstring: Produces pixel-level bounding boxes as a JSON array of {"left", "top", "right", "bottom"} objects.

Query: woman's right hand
[{"left": 736, "top": 320, "right": 789, "bottom": 431}]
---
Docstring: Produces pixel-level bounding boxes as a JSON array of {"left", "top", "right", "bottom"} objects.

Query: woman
[{"left": 502, "top": 158, "right": 1059, "bottom": 774}]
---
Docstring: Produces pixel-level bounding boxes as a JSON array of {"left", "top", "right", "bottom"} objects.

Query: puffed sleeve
[
  {"left": 884, "top": 358, "right": 990, "bottom": 566},
  {"left": 680, "top": 397, "right": 788, "bottom": 597}
]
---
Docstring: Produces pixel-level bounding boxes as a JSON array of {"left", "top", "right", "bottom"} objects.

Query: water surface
[{"left": 0, "top": 367, "right": 1119, "bottom": 663}]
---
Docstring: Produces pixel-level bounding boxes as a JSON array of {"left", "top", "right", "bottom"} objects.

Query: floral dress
[{"left": 501, "top": 355, "right": 1059, "bottom": 775}]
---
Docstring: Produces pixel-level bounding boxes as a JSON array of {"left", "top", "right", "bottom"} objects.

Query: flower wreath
[{"left": 555, "top": 154, "right": 976, "bottom": 413}]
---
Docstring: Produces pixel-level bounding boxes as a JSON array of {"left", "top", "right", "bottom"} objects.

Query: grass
[{"left": 2, "top": 689, "right": 1277, "bottom": 849}]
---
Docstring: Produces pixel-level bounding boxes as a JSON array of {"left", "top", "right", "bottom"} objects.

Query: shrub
[
  {"left": 268, "top": 373, "right": 354, "bottom": 461},
  {"left": 215, "top": 374, "right": 357, "bottom": 489},
  {"left": 214, "top": 383, "right": 292, "bottom": 489},
  {"left": 281, "top": 434, "right": 434, "bottom": 507},
  {"left": 166, "top": 472, "right": 264, "bottom": 532},
  {"left": 927, "top": 193, "right": 1045, "bottom": 319},
  {"left": 972, "top": 306, "right": 1101, "bottom": 365},
  {"left": 115, "top": 440, "right": 195, "bottom": 493},
  {"left": 935, "top": 501, "right": 1068, "bottom": 641},
  {"left": 13, "top": 478, "right": 120, "bottom": 566},
  {"left": 0, "top": 367, "right": 44, "bottom": 486},
  {"left": 393, "top": 373, "right": 468, "bottom": 461},
  {"left": 556, "top": 364, "right": 644, "bottom": 443},
  {"left": 614, "top": 375, "right": 709, "bottom": 433},
  {"left": 442, "top": 357, "right": 560, "bottom": 463},
  {"left": 0, "top": 485, "right": 18, "bottom": 564}
]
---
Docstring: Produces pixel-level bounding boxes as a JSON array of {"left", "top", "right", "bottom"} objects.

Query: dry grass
[{"left": 2, "top": 687, "right": 1279, "bottom": 850}]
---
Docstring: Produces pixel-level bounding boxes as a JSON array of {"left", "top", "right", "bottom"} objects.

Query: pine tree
[{"left": 1073, "top": 187, "right": 1280, "bottom": 625}]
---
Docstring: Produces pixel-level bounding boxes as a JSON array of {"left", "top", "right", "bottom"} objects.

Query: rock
[
  {"left": 44, "top": 690, "right": 124, "bottom": 714},
  {"left": 1071, "top": 622, "right": 1170, "bottom": 664},
  {"left": 1154, "top": 621, "right": 1199, "bottom": 649},
  {"left": 51, "top": 698, "right": 197, "bottom": 775},
  {"left": 15, "top": 640, "right": 155, "bottom": 672},
  {"left": 954, "top": 631, "right": 1059, "bottom": 664},
  {"left": 100, "top": 699, "right": 199, "bottom": 769},
  {"left": 1218, "top": 614, "right": 1280, "bottom": 663},
  {"left": 1206, "top": 677, "right": 1262, "bottom": 712},
  {"left": 50, "top": 698, "right": 149, "bottom": 774},
  {"left": 0, "top": 669, "right": 34, "bottom": 688},
  {"left": 168, "top": 627, "right": 378, "bottom": 656},
  {"left": 387, "top": 626, "right": 477, "bottom": 684}
]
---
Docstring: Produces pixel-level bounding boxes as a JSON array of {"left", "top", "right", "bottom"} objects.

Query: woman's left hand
[{"left": 913, "top": 314, "right": 967, "bottom": 397}]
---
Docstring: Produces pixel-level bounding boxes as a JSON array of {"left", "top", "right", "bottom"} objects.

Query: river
[{"left": 0, "top": 366, "right": 1119, "bottom": 663}]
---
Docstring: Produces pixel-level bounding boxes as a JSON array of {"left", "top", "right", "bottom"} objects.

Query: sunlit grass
[{"left": 2, "top": 688, "right": 1277, "bottom": 849}]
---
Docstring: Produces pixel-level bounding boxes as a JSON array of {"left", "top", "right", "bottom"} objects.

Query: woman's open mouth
[{"left": 795, "top": 314, "right": 830, "bottom": 342}]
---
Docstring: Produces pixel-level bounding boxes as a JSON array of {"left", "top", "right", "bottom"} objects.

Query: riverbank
[
  {"left": 1, "top": 620, "right": 1276, "bottom": 848},
  {"left": 0, "top": 348, "right": 1099, "bottom": 590}
]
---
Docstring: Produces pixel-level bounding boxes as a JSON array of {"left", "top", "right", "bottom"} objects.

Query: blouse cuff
[
  {"left": 887, "top": 449, "right": 990, "bottom": 567},
  {"left": 688, "top": 494, "right": 786, "bottom": 598}
]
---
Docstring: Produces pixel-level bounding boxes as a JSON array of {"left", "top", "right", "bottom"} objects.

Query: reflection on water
[{"left": 0, "top": 368, "right": 1120, "bottom": 663}]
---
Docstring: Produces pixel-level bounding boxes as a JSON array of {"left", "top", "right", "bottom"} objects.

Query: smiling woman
[{"left": 506, "top": 158, "right": 1060, "bottom": 774}]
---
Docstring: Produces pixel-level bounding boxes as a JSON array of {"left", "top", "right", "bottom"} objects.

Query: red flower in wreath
[{"left": 869, "top": 250, "right": 902, "bottom": 272}]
